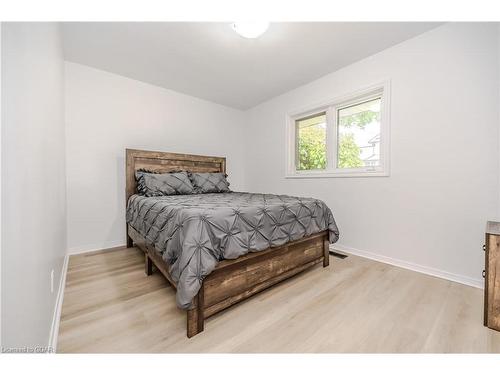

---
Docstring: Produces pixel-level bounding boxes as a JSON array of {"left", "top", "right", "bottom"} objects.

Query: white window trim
[{"left": 285, "top": 80, "right": 391, "bottom": 178}]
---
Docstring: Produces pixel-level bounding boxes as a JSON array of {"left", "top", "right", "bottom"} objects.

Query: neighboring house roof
[
  {"left": 364, "top": 154, "right": 379, "bottom": 161},
  {"left": 368, "top": 134, "right": 380, "bottom": 145}
]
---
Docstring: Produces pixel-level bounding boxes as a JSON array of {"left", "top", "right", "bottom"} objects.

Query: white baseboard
[
  {"left": 67, "top": 240, "right": 126, "bottom": 255},
  {"left": 48, "top": 254, "right": 69, "bottom": 353},
  {"left": 332, "top": 243, "right": 484, "bottom": 290}
]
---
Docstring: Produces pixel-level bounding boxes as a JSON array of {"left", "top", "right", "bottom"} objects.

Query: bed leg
[
  {"left": 187, "top": 288, "right": 204, "bottom": 338},
  {"left": 127, "top": 236, "right": 133, "bottom": 248},
  {"left": 145, "top": 254, "right": 153, "bottom": 276},
  {"left": 323, "top": 237, "right": 330, "bottom": 267},
  {"left": 126, "top": 225, "right": 133, "bottom": 248}
]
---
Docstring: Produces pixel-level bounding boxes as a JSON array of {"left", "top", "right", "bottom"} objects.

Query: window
[{"left": 287, "top": 82, "right": 390, "bottom": 178}]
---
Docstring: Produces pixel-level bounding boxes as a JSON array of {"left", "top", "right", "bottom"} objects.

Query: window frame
[{"left": 286, "top": 81, "right": 391, "bottom": 178}]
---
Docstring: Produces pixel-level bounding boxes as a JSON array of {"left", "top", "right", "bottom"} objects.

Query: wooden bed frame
[{"left": 125, "top": 149, "right": 330, "bottom": 338}]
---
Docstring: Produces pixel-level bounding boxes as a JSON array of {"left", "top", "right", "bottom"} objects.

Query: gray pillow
[
  {"left": 189, "top": 172, "right": 231, "bottom": 193},
  {"left": 136, "top": 170, "right": 194, "bottom": 196}
]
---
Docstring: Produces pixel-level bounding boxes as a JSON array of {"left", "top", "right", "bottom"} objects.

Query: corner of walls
[{"left": 64, "top": 62, "right": 248, "bottom": 254}]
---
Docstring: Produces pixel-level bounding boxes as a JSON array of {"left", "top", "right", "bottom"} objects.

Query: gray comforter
[{"left": 126, "top": 192, "right": 339, "bottom": 309}]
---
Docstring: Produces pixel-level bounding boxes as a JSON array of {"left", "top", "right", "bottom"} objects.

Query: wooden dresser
[{"left": 484, "top": 221, "right": 500, "bottom": 331}]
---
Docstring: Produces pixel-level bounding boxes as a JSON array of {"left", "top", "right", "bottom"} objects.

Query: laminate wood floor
[{"left": 57, "top": 247, "right": 500, "bottom": 353}]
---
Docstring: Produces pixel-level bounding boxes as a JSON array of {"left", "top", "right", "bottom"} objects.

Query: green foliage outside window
[
  {"left": 297, "top": 105, "right": 379, "bottom": 170},
  {"left": 338, "top": 133, "right": 363, "bottom": 168},
  {"left": 297, "top": 124, "right": 327, "bottom": 170},
  {"left": 338, "top": 109, "right": 379, "bottom": 130},
  {"left": 337, "top": 107, "right": 379, "bottom": 168}
]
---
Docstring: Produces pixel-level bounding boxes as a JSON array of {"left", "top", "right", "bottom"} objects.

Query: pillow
[
  {"left": 136, "top": 170, "right": 194, "bottom": 196},
  {"left": 189, "top": 172, "right": 231, "bottom": 193}
]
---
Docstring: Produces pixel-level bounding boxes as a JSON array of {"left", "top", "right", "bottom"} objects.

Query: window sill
[{"left": 285, "top": 169, "right": 389, "bottom": 178}]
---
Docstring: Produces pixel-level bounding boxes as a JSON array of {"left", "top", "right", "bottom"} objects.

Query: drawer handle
[
  {"left": 483, "top": 270, "right": 486, "bottom": 278},
  {"left": 483, "top": 244, "right": 486, "bottom": 251}
]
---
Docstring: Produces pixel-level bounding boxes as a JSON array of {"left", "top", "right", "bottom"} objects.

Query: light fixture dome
[{"left": 231, "top": 22, "right": 269, "bottom": 39}]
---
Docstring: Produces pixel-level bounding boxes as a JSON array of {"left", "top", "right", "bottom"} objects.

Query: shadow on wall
[{"left": 105, "top": 154, "right": 127, "bottom": 248}]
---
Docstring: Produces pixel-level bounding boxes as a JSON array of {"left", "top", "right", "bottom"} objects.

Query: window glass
[
  {"left": 296, "top": 112, "right": 327, "bottom": 170},
  {"left": 337, "top": 97, "right": 381, "bottom": 169}
]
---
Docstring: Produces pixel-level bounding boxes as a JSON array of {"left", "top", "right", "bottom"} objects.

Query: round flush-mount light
[{"left": 231, "top": 22, "right": 269, "bottom": 39}]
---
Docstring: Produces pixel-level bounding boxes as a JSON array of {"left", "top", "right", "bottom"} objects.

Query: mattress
[{"left": 126, "top": 192, "right": 339, "bottom": 309}]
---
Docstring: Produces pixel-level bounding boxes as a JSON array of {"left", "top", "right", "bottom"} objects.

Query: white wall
[
  {"left": 244, "top": 23, "right": 499, "bottom": 286},
  {"left": 65, "top": 62, "right": 247, "bottom": 253},
  {"left": 1, "top": 23, "right": 66, "bottom": 348}
]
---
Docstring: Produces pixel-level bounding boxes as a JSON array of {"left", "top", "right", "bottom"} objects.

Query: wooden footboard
[{"left": 128, "top": 225, "right": 330, "bottom": 338}]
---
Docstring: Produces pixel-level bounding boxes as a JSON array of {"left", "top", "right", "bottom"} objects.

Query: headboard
[{"left": 125, "top": 148, "right": 226, "bottom": 203}]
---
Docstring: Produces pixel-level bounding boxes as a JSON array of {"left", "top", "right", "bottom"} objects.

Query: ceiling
[{"left": 62, "top": 22, "right": 441, "bottom": 110}]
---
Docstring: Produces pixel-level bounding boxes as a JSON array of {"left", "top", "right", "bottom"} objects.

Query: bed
[{"left": 125, "top": 149, "right": 339, "bottom": 337}]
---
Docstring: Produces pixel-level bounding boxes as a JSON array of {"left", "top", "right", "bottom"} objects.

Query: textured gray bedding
[{"left": 126, "top": 192, "right": 339, "bottom": 309}]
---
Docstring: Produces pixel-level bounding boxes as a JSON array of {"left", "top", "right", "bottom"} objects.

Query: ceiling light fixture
[{"left": 231, "top": 22, "right": 269, "bottom": 39}]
